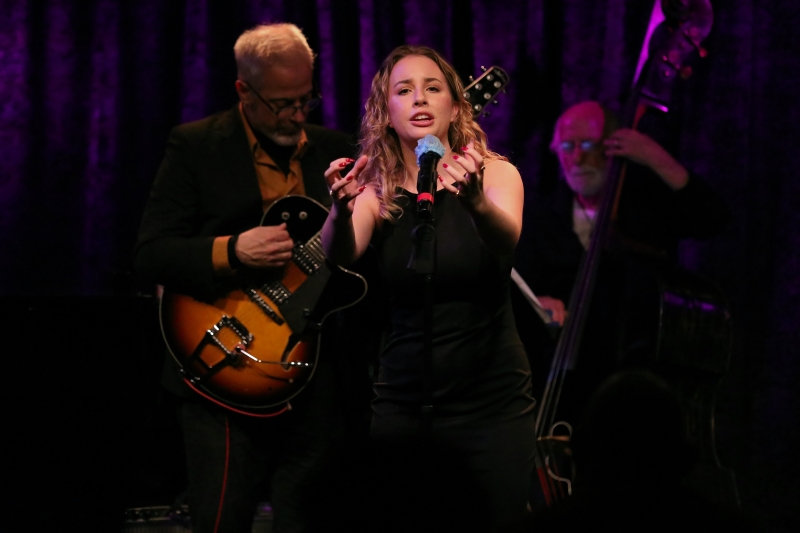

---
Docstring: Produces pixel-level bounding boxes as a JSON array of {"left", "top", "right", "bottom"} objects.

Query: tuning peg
[
  {"left": 468, "top": 75, "right": 474, "bottom": 82},
  {"left": 481, "top": 65, "right": 487, "bottom": 71},
  {"left": 493, "top": 100, "right": 499, "bottom": 105},
  {"left": 661, "top": 54, "right": 681, "bottom": 74}
]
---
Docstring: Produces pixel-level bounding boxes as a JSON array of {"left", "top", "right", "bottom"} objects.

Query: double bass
[{"left": 532, "top": 0, "right": 738, "bottom": 507}]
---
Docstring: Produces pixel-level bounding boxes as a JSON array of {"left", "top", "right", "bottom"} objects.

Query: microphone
[{"left": 414, "top": 135, "right": 445, "bottom": 219}]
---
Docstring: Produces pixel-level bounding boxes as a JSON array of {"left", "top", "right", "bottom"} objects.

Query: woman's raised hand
[
  {"left": 325, "top": 155, "right": 369, "bottom": 216},
  {"left": 438, "top": 141, "right": 486, "bottom": 210}
]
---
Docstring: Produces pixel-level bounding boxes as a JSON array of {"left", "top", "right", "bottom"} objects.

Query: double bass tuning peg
[{"left": 683, "top": 29, "right": 708, "bottom": 58}]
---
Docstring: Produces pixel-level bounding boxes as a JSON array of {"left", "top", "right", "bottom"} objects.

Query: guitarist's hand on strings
[
  {"left": 234, "top": 224, "right": 294, "bottom": 268},
  {"left": 325, "top": 155, "right": 368, "bottom": 218}
]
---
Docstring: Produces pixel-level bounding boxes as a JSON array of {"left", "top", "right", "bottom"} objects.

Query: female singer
[{"left": 322, "top": 45, "right": 535, "bottom": 531}]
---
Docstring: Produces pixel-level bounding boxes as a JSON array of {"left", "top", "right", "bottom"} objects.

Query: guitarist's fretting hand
[{"left": 234, "top": 223, "right": 294, "bottom": 268}]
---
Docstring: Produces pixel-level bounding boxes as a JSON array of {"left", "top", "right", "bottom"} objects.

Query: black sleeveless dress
[
  {"left": 371, "top": 187, "right": 535, "bottom": 426},
  {"left": 365, "top": 187, "right": 536, "bottom": 531}
]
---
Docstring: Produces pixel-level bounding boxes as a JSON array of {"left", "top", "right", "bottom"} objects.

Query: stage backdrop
[{"left": 1, "top": 1, "right": 797, "bottom": 530}]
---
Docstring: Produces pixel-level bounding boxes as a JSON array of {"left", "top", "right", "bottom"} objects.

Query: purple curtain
[{"left": 1, "top": 0, "right": 797, "bottom": 529}]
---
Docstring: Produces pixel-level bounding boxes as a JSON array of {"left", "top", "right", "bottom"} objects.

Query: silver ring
[
  {"left": 455, "top": 189, "right": 460, "bottom": 197},
  {"left": 329, "top": 189, "right": 335, "bottom": 197}
]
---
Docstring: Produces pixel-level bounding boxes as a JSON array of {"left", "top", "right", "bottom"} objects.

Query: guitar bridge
[{"left": 187, "top": 315, "right": 253, "bottom": 381}]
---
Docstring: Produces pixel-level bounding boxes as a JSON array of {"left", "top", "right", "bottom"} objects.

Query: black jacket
[{"left": 135, "top": 106, "right": 355, "bottom": 295}]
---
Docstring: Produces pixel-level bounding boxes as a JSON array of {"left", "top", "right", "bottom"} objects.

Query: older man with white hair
[
  {"left": 517, "top": 100, "right": 729, "bottom": 328},
  {"left": 135, "top": 23, "right": 356, "bottom": 533},
  {"left": 512, "top": 100, "right": 730, "bottom": 428}
]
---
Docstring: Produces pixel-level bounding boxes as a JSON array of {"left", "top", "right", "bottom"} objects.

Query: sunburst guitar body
[{"left": 160, "top": 195, "right": 367, "bottom": 415}]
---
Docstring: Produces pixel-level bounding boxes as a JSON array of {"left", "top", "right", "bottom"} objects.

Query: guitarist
[
  {"left": 135, "top": 23, "right": 358, "bottom": 533},
  {"left": 514, "top": 100, "right": 731, "bottom": 424}
]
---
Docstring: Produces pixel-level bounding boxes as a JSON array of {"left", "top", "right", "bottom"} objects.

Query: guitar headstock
[{"left": 463, "top": 65, "right": 510, "bottom": 119}]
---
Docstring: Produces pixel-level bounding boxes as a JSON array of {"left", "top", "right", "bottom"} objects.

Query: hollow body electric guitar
[{"left": 160, "top": 195, "right": 367, "bottom": 415}]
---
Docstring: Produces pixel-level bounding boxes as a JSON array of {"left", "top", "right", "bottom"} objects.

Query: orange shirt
[
  {"left": 240, "top": 105, "right": 308, "bottom": 210},
  {"left": 212, "top": 105, "right": 309, "bottom": 273}
]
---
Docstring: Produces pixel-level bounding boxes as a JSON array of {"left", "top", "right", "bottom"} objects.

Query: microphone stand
[{"left": 407, "top": 192, "right": 436, "bottom": 445}]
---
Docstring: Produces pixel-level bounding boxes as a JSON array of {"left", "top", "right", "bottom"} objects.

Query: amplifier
[{"left": 123, "top": 503, "right": 273, "bottom": 533}]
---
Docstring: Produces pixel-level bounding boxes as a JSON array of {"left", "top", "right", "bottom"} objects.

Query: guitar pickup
[
  {"left": 247, "top": 288, "right": 285, "bottom": 325},
  {"left": 293, "top": 239, "right": 325, "bottom": 275},
  {"left": 260, "top": 281, "right": 291, "bottom": 306}
]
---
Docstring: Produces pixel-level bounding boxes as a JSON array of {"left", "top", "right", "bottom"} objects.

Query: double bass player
[{"left": 516, "top": 100, "right": 730, "bottom": 417}]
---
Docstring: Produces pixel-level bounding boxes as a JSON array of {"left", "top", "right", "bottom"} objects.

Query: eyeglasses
[
  {"left": 556, "top": 140, "right": 602, "bottom": 153},
  {"left": 243, "top": 81, "right": 321, "bottom": 118}
]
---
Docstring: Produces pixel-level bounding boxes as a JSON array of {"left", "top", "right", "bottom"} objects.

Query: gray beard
[
  {"left": 567, "top": 168, "right": 605, "bottom": 200},
  {"left": 263, "top": 129, "right": 302, "bottom": 147}
]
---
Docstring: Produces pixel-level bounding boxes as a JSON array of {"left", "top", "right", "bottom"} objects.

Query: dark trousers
[
  {"left": 360, "top": 412, "right": 537, "bottom": 532},
  {"left": 178, "top": 362, "right": 343, "bottom": 533}
]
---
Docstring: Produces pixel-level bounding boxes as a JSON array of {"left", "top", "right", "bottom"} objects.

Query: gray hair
[{"left": 234, "top": 23, "right": 315, "bottom": 84}]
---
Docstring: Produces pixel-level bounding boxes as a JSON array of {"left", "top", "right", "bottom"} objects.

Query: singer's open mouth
[{"left": 411, "top": 113, "right": 433, "bottom": 126}]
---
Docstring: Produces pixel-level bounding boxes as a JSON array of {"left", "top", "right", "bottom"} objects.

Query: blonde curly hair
[{"left": 358, "top": 45, "right": 506, "bottom": 221}]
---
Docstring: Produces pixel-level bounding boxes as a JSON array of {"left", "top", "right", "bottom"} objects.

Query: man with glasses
[
  {"left": 511, "top": 100, "right": 729, "bottom": 429},
  {"left": 516, "top": 100, "right": 729, "bottom": 328},
  {"left": 135, "top": 23, "right": 356, "bottom": 533}
]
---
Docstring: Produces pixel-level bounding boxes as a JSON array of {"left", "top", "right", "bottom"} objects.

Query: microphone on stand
[{"left": 414, "top": 135, "right": 446, "bottom": 219}]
